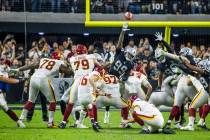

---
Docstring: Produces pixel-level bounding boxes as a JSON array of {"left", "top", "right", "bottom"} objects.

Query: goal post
[{"left": 85, "top": 0, "right": 210, "bottom": 44}]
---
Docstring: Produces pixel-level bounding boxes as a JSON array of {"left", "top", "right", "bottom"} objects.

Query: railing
[{"left": 1, "top": 0, "right": 210, "bottom": 14}]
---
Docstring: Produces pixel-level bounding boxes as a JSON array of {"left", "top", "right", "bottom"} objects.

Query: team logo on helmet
[{"left": 179, "top": 47, "right": 192, "bottom": 56}]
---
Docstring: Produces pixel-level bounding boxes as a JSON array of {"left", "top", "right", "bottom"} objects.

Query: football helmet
[
  {"left": 76, "top": 44, "right": 87, "bottom": 55},
  {"left": 198, "top": 59, "right": 210, "bottom": 73},
  {"left": 179, "top": 47, "right": 192, "bottom": 56},
  {"left": 125, "top": 47, "right": 136, "bottom": 61}
]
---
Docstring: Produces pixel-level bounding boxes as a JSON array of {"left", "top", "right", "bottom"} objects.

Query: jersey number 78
[{"left": 39, "top": 60, "right": 56, "bottom": 70}]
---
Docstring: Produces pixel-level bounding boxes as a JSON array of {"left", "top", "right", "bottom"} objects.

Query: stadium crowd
[
  {"left": 1, "top": 0, "right": 210, "bottom": 14},
  {"left": 1, "top": 33, "right": 210, "bottom": 92}
]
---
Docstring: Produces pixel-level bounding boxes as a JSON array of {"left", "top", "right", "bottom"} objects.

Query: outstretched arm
[
  {"left": 116, "top": 23, "right": 129, "bottom": 49},
  {"left": 18, "top": 62, "right": 39, "bottom": 71},
  {"left": 162, "top": 50, "right": 205, "bottom": 74},
  {"left": 154, "top": 32, "right": 175, "bottom": 54}
]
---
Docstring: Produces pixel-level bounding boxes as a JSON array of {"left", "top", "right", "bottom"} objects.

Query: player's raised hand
[
  {"left": 155, "top": 32, "right": 163, "bottom": 41},
  {"left": 122, "top": 22, "right": 130, "bottom": 31}
]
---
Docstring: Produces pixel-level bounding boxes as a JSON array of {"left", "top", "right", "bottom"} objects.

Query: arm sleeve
[{"left": 161, "top": 40, "right": 175, "bottom": 53}]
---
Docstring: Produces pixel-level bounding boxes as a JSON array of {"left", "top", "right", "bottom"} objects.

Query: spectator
[
  {"left": 2, "top": 34, "right": 16, "bottom": 63},
  {"left": 15, "top": 46, "right": 25, "bottom": 66},
  {"left": 147, "top": 60, "right": 159, "bottom": 89},
  {"left": 203, "top": 46, "right": 210, "bottom": 59},
  {"left": 109, "top": 45, "right": 116, "bottom": 63},
  {"left": 191, "top": 0, "right": 201, "bottom": 14},
  {"left": 52, "top": 0, "right": 61, "bottom": 12},
  {"left": 31, "top": 0, "right": 41, "bottom": 12},
  {"left": 125, "top": 39, "right": 137, "bottom": 51},
  {"left": 192, "top": 45, "right": 197, "bottom": 56},
  {"left": 42, "top": 43, "right": 51, "bottom": 58},
  {"left": 91, "top": 0, "right": 104, "bottom": 13},
  {"left": 104, "top": 0, "right": 114, "bottom": 13},
  {"left": 128, "top": 0, "right": 141, "bottom": 14},
  {"left": 118, "top": 0, "right": 129, "bottom": 12},
  {"left": 28, "top": 41, "right": 42, "bottom": 60},
  {"left": 199, "top": 45, "right": 206, "bottom": 58}
]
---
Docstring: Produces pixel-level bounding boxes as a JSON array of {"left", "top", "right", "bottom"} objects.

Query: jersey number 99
[{"left": 113, "top": 60, "right": 128, "bottom": 75}]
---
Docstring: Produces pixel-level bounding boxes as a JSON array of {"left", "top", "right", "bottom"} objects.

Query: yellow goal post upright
[{"left": 85, "top": 0, "right": 210, "bottom": 44}]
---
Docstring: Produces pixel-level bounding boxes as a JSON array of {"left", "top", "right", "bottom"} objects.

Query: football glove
[
  {"left": 122, "top": 22, "right": 130, "bottom": 31},
  {"left": 155, "top": 32, "right": 163, "bottom": 41}
]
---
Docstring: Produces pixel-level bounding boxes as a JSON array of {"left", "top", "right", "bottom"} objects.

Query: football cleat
[
  {"left": 17, "top": 120, "right": 25, "bottom": 128},
  {"left": 173, "top": 122, "right": 182, "bottom": 129},
  {"left": 77, "top": 124, "right": 88, "bottom": 129},
  {"left": 92, "top": 123, "right": 99, "bottom": 132},
  {"left": 163, "top": 122, "right": 171, "bottom": 129},
  {"left": 162, "top": 128, "right": 176, "bottom": 134},
  {"left": 180, "top": 118, "right": 186, "bottom": 125},
  {"left": 69, "top": 123, "right": 77, "bottom": 128},
  {"left": 47, "top": 122, "right": 57, "bottom": 128},
  {"left": 180, "top": 125, "right": 194, "bottom": 131},
  {"left": 197, "top": 123, "right": 210, "bottom": 131},
  {"left": 139, "top": 129, "right": 150, "bottom": 134},
  {"left": 119, "top": 122, "right": 132, "bottom": 128},
  {"left": 90, "top": 119, "right": 99, "bottom": 132},
  {"left": 58, "top": 121, "right": 66, "bottom": 129},
  {"left": 95, "top": 122, "right": 103, "bottom": 129}
]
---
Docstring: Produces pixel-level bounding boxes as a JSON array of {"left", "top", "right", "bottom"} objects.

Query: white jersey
[
  {"left": 101, "top": 74, "right": 120, "bottom": 97},
  {"left": 78, "top": 71, "right": 102, "bottom": 98},
  {"left": 69, "top": 54, "right": 95, "bottom": 80},
  {"left": 130, "top": 71, "right": 149, "bottom": 87},
  {"left": 132, "top": 99, "right": 160, "bottom": 115},
  {"left": 79, "top": 71, "right": 101, "bottom": 87},
  {"left": 0, "top": 65, "right": 9, "bottom": 78},
  {"left": 32, "top": 58, "right": 64, "bottom": 79}
]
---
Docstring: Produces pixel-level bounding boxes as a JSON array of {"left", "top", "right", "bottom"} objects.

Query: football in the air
[{"left": 124, "top": 12, "right": 133, "bottom": 20}]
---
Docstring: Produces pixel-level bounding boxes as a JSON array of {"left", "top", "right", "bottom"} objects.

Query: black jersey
[
  {"left": 157, "top": 58, "right": 179, "bottom": 76},
  {"left": 108, "top": 49, "right": 134, "bottom": 81},
  {"left": 199, "top": 74, "right": 210, "bottom": 92}
]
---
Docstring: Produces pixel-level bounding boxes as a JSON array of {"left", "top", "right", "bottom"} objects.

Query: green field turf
[{"left": 0, "top": 109, "right": 210, "bottom": 140}]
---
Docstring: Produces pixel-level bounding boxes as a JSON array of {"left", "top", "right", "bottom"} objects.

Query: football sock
[
  {"left": 63, "top": 103, "right": 74, "bottom": 122},
  {"left": 189, "top": 108, "right": 196, "bottom": 126},
  {"left": 5, "top": 109, "right": 19, "bottom": 122}
]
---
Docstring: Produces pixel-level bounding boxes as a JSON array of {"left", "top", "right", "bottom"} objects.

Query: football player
[
  {"left": 58, "top": 69, "right": 109, "bottom": 132},
  {"left": 157, "top": 47, "right": 206, "bottom": 129},
  {"left": 122, "top": 96, "right": 175, "bottom": 134},
  {"left": 12, "top": 57, "right": 72, "bottom": 128},
  {"left": 181, "top": 59, "right": 210, "bottom": 131},
  {"left": 59, "top": 44, "right": 102, "bottom": 128},
  {"left": 108, "top": 23, "right": 136, "bottom": 81},
  {"left": 0, "top": 62, "right": 25, "bottom": 128},
  {"left": 125, "top": 70, "right": 152, "bottom": 101},
  {"left": 94, "top": 73, "right": 129, "bottom": 127},
  {"left": 151, "top": 32, "right": 185, "bottom": 128}
]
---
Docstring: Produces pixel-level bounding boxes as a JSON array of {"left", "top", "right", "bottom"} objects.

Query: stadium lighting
[
  {"left": 83, "top": 33, "right": 90, "bottom": 36},
  {"left": 38, "top": 32, "right": 44, "bottom": 35},
  {"left": 172, "top": 33, "right": 179, "bottom": 37},
  {"left": 128, "top": 33, "right": 134, "bottom": 37}
]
